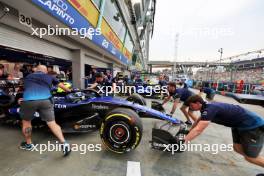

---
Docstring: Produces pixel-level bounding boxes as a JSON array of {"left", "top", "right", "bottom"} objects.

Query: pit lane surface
[{"left": 0, "top": 92, "right": 263, "bottom": 176}]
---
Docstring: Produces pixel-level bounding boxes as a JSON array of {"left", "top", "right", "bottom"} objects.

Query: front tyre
[{"left": 100, "top": 108, "right": 143, "bottom": 153}]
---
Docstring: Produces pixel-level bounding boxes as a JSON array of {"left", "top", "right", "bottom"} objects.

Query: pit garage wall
[
  {"left": 0, "top": 24, "right": 112, "bottom": 88},
  {"left": 72, "top": 49, "right": 112, "bottom": 88},
  {"left": 0, "top": 0, "right": 124, "bottom": 89},
  {"left": 0, "top": 25, "right": 73, "bottom": 61}
]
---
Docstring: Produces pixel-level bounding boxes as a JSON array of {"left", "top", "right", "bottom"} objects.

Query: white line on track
[{"left": 126, "top": 161, "right": 141, "bottom": 176}]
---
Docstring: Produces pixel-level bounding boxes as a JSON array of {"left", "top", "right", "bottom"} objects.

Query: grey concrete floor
[{"left": 0, "top": 91, "right": 263, "bottom": 176}]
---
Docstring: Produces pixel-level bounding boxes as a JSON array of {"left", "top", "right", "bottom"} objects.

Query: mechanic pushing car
[
  {"left": 20, "top": 65, "right": 72, "bottom": 156},
  {"left": 162, "top": 82, "right": 197, "bottom": 125},
  {"left": 184, "top": 95, "right": 264, "bottom": 168}
]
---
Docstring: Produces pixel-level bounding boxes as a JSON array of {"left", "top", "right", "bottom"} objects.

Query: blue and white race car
[{"left": 0, "top": 80, "right": 188, "bottom": 153}]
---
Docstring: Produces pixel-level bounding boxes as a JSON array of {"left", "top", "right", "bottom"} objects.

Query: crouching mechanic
[
  {"left": 162, "top": 82, "right": 197, "bottom": 125},
  {"left": 184, "top": 95, "right": 264, "bottom": 168},
  {"left": 198, "top": 82, "right": 216, "bottom": 101},
  {"left": 20, "top": 65, "right": 72, "bottom": 156}
]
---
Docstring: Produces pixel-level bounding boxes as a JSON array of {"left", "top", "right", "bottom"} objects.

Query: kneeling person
[{"left": 199, "top": 82, "right": 215, "bottom": 101}]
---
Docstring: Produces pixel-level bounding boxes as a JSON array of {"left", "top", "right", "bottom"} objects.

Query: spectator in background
[
  {"left": 90, "top": 68, "right": 97, "bottom": 84},
  {"left": 66, "top": 69, "right": 72, "bottom": 81},
  {"left": 48, "top": 70, "right": 58, "bottom": 78},
  {"left": 158, "top": 74, "right": 167, "bottom": 87},
  {"left": 32, "top": 65, "right": 37, "bottom": 72},
  {"left": 158, "top": 74, "right": 167, "bottom": 99},
  {"left": 47, "top": 66, "right": 53, "bottom": 73},
  {"left": 164, "top": 75, "right": 170, "bottom": 82},
  {"left": 123, "top": 75, "right": 129, "bottom": 84},
  {"left": 0, "top": 64, "right": 11, "bottom": 80},
  {"left": 21, "top": 65, "right": 33, "bottom": 78},
  {"left": 105, "top": 70, "right": 112, "bottom": 81},
  {"left": 135, "top": 75, "right": 143, "bottom": 84},
  {"left": 11, "top": 63, "right": 23, "bottom": 79},
  {"left": 104, "top": 70, "right": 113, "bottom": 86}
]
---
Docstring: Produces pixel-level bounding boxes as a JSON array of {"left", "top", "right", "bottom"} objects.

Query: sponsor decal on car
[
  {"left": 54, "top": 104, "right": 67, "bottom": 109},
  {"left": 92, "top": 104, "right": 109, "bottom": 110}
]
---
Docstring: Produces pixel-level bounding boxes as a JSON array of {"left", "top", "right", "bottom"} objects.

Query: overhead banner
[
  {"left": 68, "top": 0, "right": 132, "bottom": 60},
  {"left": 31, "top": 0, "right": 130, "bottom": 65}
]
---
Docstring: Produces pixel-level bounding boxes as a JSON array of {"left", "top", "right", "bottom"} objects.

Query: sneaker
[
  {"left": 61, "top": 142, "right": 71, "bottom": 156},
  {"left": 20, "top": 142, "right": 34, "bottom": 151},
  {"left": 185, "top": 120, "right": 192, "bottom": 125}
]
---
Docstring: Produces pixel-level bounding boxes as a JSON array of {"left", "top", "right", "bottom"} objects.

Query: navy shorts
[{"left": 232, "top": 126, "right": 264, "bottom": 158}]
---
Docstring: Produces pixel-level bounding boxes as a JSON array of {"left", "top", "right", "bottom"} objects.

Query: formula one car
[{"left": 0, "top": 79, "right": 189, "bottom": 154}]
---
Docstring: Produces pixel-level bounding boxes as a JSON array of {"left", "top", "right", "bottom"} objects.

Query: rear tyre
[
  {"left": 100, "top": 108, "right": 143, "bottom": 153},
  {"left": 126, "top": 93, "right": 146, "bottom": 106}
]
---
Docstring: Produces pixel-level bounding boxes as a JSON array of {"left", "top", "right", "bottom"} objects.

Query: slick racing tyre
[
  {"left": 100, "top": 108, "right": 143, "bottom": 153},
  {"left": 126, "top": 93, "right": 146, "bottom": 106}
]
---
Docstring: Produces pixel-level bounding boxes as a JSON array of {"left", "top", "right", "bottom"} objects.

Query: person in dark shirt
[
  {"left": 135, "top": 76, "right": 143, "bottom": 84},
  {"left": 89, "top": 68, "right": 97, "bottom": 84},
  {"left": 0, "top": 64, "right": 10, "bottom": 80},
  {"left": 89, "top": 72, "right": 113, "bottom": 96},
  {"left": 90, "top": 72, "right": 107, "bottom": 89},
  {"left": 105, "top": 70, "right": 112, "bottom": 82},
  {"left": 199, "top": 82, "right": 216, "bottom": 101},
  {"left": 162, "top": 82, "right": 196, "bottom": 125},
  {"left": 20, "top": 65, "right": 72, "bottom": 156},
  {"left": 158, "top": 75, "right": 167, "bottom": 87},
  {"left": 158, "top": 75, "right": 167, "bottom": 99},
  {"left": 185, "top": 95, "right": 264, "bottom": 167}
]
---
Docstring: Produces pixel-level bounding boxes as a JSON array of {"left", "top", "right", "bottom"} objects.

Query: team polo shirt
[
  {"left": 170, "top": 88, "right": 194, "bottom": 102},
  {"left": 200, "top": 102, "right": 264, "bottom": 130},
  {"left": 23, "top": 71, "right": 59, "bottom": 101}
]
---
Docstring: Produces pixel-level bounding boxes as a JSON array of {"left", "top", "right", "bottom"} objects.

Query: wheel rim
[{"left": 109, "top": 123, "right": 130, "bottom": 144}]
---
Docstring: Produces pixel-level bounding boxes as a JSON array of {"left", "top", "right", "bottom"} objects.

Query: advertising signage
[{"left": 31, "top": 0, "right": 130, "bottom": 65}]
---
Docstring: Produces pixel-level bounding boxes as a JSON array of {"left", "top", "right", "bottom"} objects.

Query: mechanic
[
  {"left": 89, "top": 72, "right": 112, "bottom": 95},
  {"left": 184, "top": 95, "right": 264, "bottom": 168},
  {"left": 90, "top": 72, "right": 109, "bottom": 88},
  {"left": 20, "top": 65, "right": 72, "bottom": 156},
  {"left": 162, "top": 82, "right": 196, "bottom": 125},
  {"left": 198, "top": 82, "right": 216, "bottom": 101}
]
